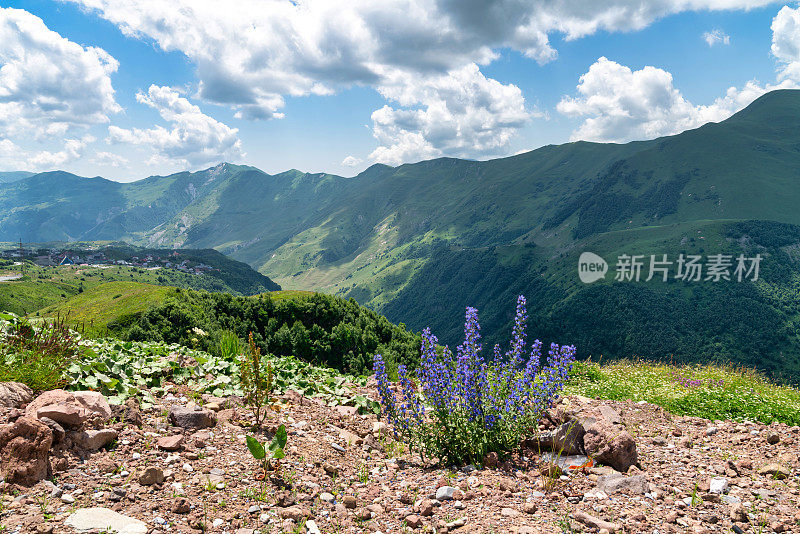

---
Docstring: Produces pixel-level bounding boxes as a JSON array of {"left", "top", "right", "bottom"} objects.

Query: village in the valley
[{"left": 0, "top": 244, "right": 217, "bottom": 276}]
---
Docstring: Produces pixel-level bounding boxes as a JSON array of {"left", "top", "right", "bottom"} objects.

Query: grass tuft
[{"left": 566, "top": 359, "right": 800, "bottom": 426}]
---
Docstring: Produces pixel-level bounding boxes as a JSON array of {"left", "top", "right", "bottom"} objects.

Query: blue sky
[{"left": 1, "top": 1, "right": 799, "bottom": 181}]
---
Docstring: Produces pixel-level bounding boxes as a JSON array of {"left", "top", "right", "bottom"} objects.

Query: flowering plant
[{"left": 374, "top": 295, "right": 575, "bottom": 465}]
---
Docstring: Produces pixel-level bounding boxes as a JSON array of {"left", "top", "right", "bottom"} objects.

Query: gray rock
[
  {"left": 168, "top": 405, "right": 216, "bottom": 430},
  {"left": 0, "top": 382, "right": 33, "bottom": 408},
  {"left": 597, "top": 473, "right": 649, "bottom": 495},
  {"left": 525, "top": 421, "right": 585, "bottom": 455},
  {"left": 38, "top": 417, "right": 65, "bottom": 444},
  {"left": 64, "top": 507, "right": 147, "bottom": 533},
  {"left": 436, "top": 486, "right": 458, "bottom": 500},
  {"left": 74, "top": 429, "right": 117, "bottom": 451}
]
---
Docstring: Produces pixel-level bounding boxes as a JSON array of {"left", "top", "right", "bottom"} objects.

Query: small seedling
[{"left": 246, "top": 424, "right": 288, "bottom": 495}]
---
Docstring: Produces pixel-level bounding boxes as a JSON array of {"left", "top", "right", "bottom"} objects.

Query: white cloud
[
  {"left": 0, "top": 7, "right": 120, "bottom": 139},
  {"left": 703, "top": 29, "right": 731, "bottom": 46},
  {"left": 771, "top": 5, "right": 800, "bottom": 81},
  {"left": 108, "top": 85, "right": 243, "bottom": 168},
  {"left": 558, "top": 54, "right": 797, "bottom": 143},
  {"left": 63, "top": 0, "right": 776, "bottom": 164},
  {"left": 341, "top": 155, "right": 363, "bottom": 167},
  {"left": 0, "top": 136, "right": 95, "bottom": 171},
  {"left": 91, "top": 151, "right": 129, "bottom": 168},
  {"left": 369, "top": 63, "right": 531, "bottom": 164}
]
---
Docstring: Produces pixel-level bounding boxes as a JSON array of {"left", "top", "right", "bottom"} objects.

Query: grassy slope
[
  {"left": 36, "top": 286, "right": 320, "bottom": 337},
  {"left": 39, "top": 281, "right": 174, "bottom": 336},
  {"left": 0, "top": 262, "right": 274, "bottom": 318}
]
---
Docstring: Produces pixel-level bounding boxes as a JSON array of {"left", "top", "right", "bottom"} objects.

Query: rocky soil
[{"left": 0, "top": 380, "right": 798, "bottom": 534}]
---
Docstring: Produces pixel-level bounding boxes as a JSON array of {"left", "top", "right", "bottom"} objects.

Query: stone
[
  {"left": 709, "top": 477, "right": 729, "bottom": 494},
  {"left": 138, "top": 467, "right": 165, "bottom": 486},
  {"left": 122, "top": 398, "right": 143, "bottom": 428},
  {"left": 26, "top": 390, "right": 111, "bottom": 423},
  {"left": 522, "top": 502, "right": 537, "bottom": 514},
  {"left": 436, "top": 485, "right": 458, "bottom": 501},
  {"left": 766, "top": 431, "right": 780, "bottom": 445},
  {"left": 305, "top": 520, "right": 322, "bottom": 534},
  {"left": 172, "top": 498, "right": 191, "bottom": 514},
  {"left": 157, "top": 435, "right": 184, "bottom": 451},
  {"left": 0, "top": 382, "right": 33, "bottom": 408},
  {"left": 574, "top": 510, "right": 623, "bottom": 533},
  {"left": 320, "top": 492, "right": 335, "bottom": 503},
  {"left": 342, "top": 495, "right": 357, "bottom": 509},
  {"left": 598, "top": 405, "right": 623, "bottom": 425},
  {"left": 0, "top": 417, "right": 52, "bottom": 486},
  {"left": 72, "top": 391, "right": 113, "bottom": 420},
  {"left": 730, "top": 503, "right": 748, "bottom": 522},
  {"left": 583, "top": 420, "right": 638, "bottom": 472},
  {"left": 597, "top": 473, "right": 648, "bottom": 495},
  {"left": 334, "top": 405, "right": 358, "bottom": 417},
  {"left": 758, "top": 463, "right": 790, "bottom": 479},
  {"left": 278, "top": 506, "right": 311, "bottom": 521},
  {"left": 38, "top": 417, "right": 65, "bottom": 444},
  {"left": 501, "top": 507, "right": 519, "bottom": 518},
  {"left": 405, "top": 514, "right": 422, "bottom": 529},
  {"left": 419, "top": 499, "right": 434, "bottom": 517},
  {"left": 64, "top": 507, "right": 147, "bottom": 533},
  {"left": 168, "top": 405, "right": 216, "bottom": 430},
  {"left": 525, "top": 421, "right": 585, "bottom": 455},
  {"left": 36, "top": 405, "right": 86, "bottom": 427},
  {"left": 74, "top": 429, "right": 117, "bottom": 451}
]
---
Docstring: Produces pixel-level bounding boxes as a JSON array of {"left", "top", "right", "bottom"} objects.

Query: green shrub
[{"left": 0, "top": 316, "right": 77, "bottom": 392}]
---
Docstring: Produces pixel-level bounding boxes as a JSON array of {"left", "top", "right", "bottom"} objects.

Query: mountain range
[{"left": 4, "top": 89, "right": 800, "bottom": 380}]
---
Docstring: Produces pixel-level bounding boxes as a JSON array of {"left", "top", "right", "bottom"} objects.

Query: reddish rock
[
  {"left": 25, "top": 389, "right": 112, "bottom": 424},
  {"left": 279, "top": 506, "right": 311, "bottom": 521},
  {"left": 157, "top": 435, "right": 184, "bottom": 451},
  {"left": 583, "top": 419, "right": 638, "bottom": 472},
  {"left": 36, "top": 404, "right": 86, "bottom": 427},
  {"left": 0, "top": 417, "right": 53, "bottom": 486},
  {"left": 419, "top": 499, "right": 434, "bottom": 517},
  {"left": 405, "top": 514, "right": 422, "bottom": 529}
]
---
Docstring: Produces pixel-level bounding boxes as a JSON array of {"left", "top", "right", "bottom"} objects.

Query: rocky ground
[{"left": 0, "top": 380, "right": 798, "bottom": 534}]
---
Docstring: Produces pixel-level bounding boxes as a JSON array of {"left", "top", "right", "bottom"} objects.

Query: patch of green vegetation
[
  {"left": 121, "top": 288, "right": 421, "bottom": 376},
  {"left": 0, "top": 316, "right": 76, "bottom": 392},
  {"left": 40, "top": 281, "right": 174, "bottom": 337},
  {"left": 1, "top": 310, "right": 379, "bottom": 409},
  {"left": 0, "top": 260, "right": 275, "bottom": 319},
  {"left": 567, "top": 360, "right": 800, "bottom": 425}
]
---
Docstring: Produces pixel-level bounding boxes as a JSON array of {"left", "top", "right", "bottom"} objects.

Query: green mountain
[
  {"left": 0, "top": 171, "right": 34, "bottom": 183},
  {"left": 5, "top": 89, "right": 800, "bottom": 380}
]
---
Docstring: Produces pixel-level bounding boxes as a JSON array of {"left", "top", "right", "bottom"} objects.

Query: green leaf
[
  {"left": 245, "top": 435, "right": 266, "bottom": 460},
  {"left": 272, "top": 447, "right": 285, "bottom": 460},
  {"left": 269, "top": 424, "right": 287, "bottom": 452}
]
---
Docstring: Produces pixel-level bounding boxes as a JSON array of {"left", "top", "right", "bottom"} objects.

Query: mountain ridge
[{"left": 5, "top": 89, "right": 800, "bottom": 379}]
